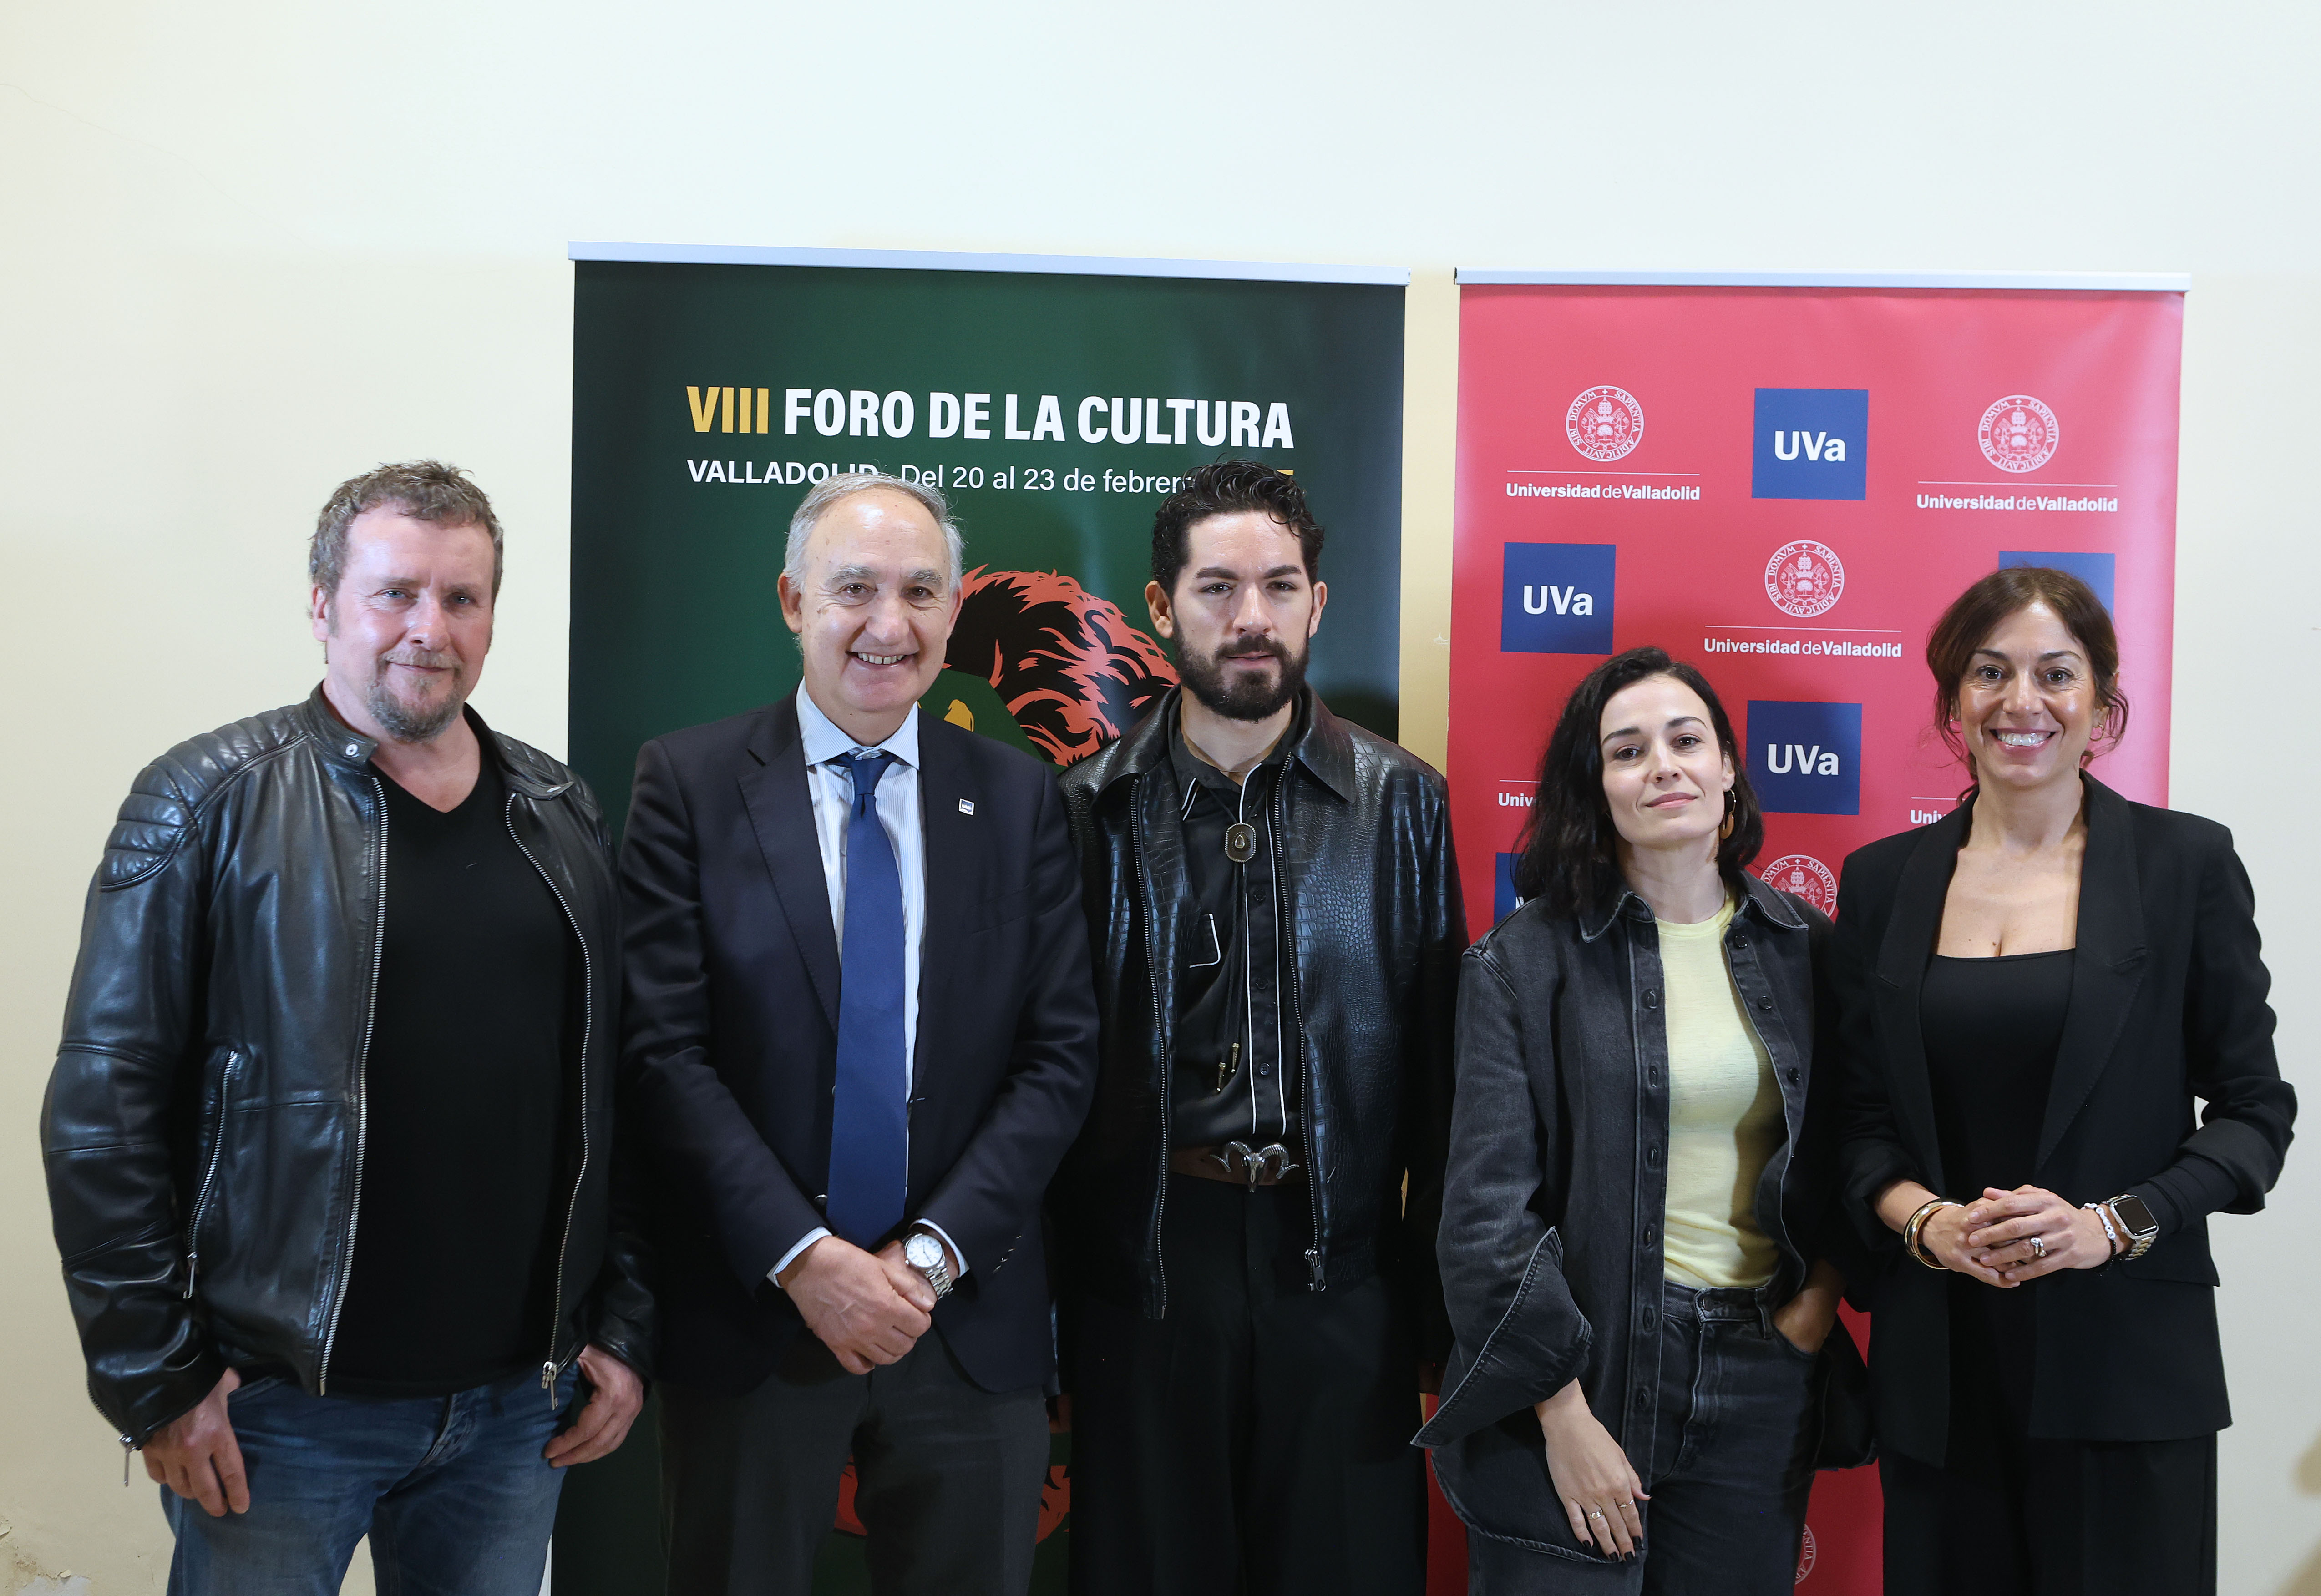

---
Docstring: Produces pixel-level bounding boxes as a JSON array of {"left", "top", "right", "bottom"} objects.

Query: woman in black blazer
[{"left": 1830, "top": 567, "right": 2295, "bottom": 1596}]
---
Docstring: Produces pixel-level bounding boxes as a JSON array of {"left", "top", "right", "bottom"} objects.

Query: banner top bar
[
  {"left": 571, "top": 242, "right": 1409, "bottom": 287},
  {"left": 1456, "top": 268, "right": 2189, "bottom": 292}
]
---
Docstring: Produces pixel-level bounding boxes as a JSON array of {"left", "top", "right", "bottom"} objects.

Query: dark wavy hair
[
  {"left": 1926, "top": 566, "right": 2127, "bottom": 778},
  {"left": 1151, "top": 460, "right": 1323, "bottom": 595},
  {"left": 1511, "top": 647, "right": 1765, "bottom": 921}
]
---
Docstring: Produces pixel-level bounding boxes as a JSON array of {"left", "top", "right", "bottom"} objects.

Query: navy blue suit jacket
[{"left": 619, "top": 695, "right": 1100, "bottom": 1395}]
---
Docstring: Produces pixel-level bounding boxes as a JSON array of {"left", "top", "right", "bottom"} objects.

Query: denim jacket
[{"left": 1415, "top": 871, "right": 1869, "bottom": 1559}]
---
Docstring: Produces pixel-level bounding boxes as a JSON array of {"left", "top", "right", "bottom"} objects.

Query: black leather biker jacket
[
  {"left": 42, "top": 689, "right": 653, "bottom": 1447},
  {"left": 1054, "top": 688, "right": 1465, "bottom": 1354}
]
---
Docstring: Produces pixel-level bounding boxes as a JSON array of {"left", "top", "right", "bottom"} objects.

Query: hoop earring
[{"left": 1718, "top": 790, "right": 1738, "bottom": 842}]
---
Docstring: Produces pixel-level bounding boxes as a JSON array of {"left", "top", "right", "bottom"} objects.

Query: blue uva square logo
[
  {"left": 2000, "top": 550, "right": 2114, "bottom": 613},
  {"left": 1748, "top": 700, "right": 1862, "bottom": 815},
  {"left": 1752, "top": 389, "right": 1868, "bottom": 501},
  {"left": 1495, "top": 852, "right": 1523, "bottom": 924},
  {"left": 1502, "top": 542, "right": 1615, "bottom": 654}
]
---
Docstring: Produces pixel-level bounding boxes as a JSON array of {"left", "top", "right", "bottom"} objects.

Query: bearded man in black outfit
[{"left": 1055, "top": 461, "right": 1465, "bottom": 1596}]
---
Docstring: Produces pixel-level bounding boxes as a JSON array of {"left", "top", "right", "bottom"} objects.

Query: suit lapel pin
[{"left": 958, "top": 799, "right": 975, "bottom": 815}]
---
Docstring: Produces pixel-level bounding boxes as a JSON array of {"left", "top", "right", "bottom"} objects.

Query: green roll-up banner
[{"left": 556, "top": 244, "right": 1406, "bottom": 1595}]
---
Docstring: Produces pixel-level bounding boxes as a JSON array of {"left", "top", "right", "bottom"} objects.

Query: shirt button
[
  {"left": 1642, "top": 989, "right": 1661, "bottom": 1010},
  {"left": 1756, "top": 996, "right": 1775, "bottom": 1010},
  {"left": 1646, "top": 1145, "right": 1662, "bottom": 1169},
  {"left": 1786, "top": 1067, "right": 1802, "bottom": 1085},
  {"left": 1635, "top": 1385, "right": 1651, "bottom": 1407},
  {"left": 1731, "top": 934, "right": 1749, "bottom": 949},
  {"left": 1646, "top": 1066, "right": 1660, "bottom": 1086},
  {"left": 1257, "top": 1063, "right": 1273, "bottom": 1077},
  {"left": 1640, "top": 1305, "right": 1657, "bottom": 1328},
  {"left": 344, "top": 743, "right": 361, "bottom": 758},
  {"left": 1642, "top": 1225, "right": 1658, "bottom": 1248}
]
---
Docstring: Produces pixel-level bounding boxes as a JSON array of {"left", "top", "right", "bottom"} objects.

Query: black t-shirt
[
  {"left": 329, "top": 756, "right": 573, "bottom": 1397},
  {"left": 1167, "top": 707, "right": 1300, "bottom": 1152}
]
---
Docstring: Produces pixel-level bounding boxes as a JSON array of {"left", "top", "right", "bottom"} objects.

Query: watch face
[
  {"left": 905, "top": 1233, "right": 943, "bottom": 1269},
  {"left": 2112, "top": 1195, "right": 2158, "bottom": 1235}
]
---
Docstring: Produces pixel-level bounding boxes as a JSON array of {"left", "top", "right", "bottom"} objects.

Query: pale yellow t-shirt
[{"left": 1656, "top": 899, "right": 1785, "bottom": 1288}]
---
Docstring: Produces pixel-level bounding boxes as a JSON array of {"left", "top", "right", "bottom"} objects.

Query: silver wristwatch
[{"left": 904, "top": 1230, "right": 955, "bottom": 1301}]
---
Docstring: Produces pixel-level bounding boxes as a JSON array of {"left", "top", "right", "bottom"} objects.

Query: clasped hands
[
  {"left": 778, "top": 1235, "right": 943, "bottom": 1374},
  {"left": 1917, "top": 1184, "right": 2114, "bottom": 1286}
]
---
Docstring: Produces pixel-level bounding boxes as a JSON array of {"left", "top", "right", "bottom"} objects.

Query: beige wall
[{"left": 3, "top": 3, "right": 2316, "bottom": 1591}]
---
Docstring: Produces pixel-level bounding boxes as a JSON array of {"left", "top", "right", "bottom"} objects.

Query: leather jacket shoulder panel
[{"left": 99, "top": 703, "right": 314, "bottom": 890}]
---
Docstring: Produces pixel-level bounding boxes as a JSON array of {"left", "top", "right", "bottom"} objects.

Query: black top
[
  {"left": 331, "top": 757, "right": 573, "bottom": 1396},
  {"left": 1920, "top": 950, "right": 2072, "bottom": 1466},
  {"left": 1167, "top": 707, "right": 1298, "bottom": 1151}
]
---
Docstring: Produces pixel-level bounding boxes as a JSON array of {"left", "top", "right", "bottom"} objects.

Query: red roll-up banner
[{"left": 1437, "top": 272, "right": 2184, "bottom": 1592}]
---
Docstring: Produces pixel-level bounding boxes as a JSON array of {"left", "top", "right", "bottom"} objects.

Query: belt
[{"left": 1172, "top": 1141, "right": 1303, "bottom": 1190}]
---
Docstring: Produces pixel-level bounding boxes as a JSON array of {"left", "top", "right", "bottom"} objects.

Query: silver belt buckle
[{"left": 1206, "top": 1141, "right": 1300, "bottom": 1190}]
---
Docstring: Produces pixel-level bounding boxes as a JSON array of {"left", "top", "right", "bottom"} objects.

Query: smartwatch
[
  {"left": 904, "top": 1230, "right": 955, "bottom": 1301},
  {"left": 2104, "top": 1193, "right": 2160, "bottom": 1262}
]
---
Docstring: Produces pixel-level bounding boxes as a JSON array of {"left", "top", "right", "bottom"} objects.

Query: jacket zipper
[
  {"left": 316, "top": 776, "right": 388, "bottom": 1395},
  {"left": 1128, "top": 774, "right": 1172, "bottom": 1318},
  {"left": 1271, "top": 768, "right": 1325, "bottom": 1289},
  {"left": 506, "top": 794, "right": 593, "bottom": 1406},
  {"left": 182, "top": 1051, "right": 243, "bottom": 1298}
]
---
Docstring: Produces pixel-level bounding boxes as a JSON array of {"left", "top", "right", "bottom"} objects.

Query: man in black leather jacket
[
  {"left": 42, "top": 463, "right": 652, "bottom": 1596},
  {"left": 1054, "top": 463, "right": 1464, "bottom": 1596}
]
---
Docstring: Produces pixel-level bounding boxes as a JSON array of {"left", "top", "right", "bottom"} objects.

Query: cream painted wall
[{"left": 2, "top": 3, "right": 2315, "bottom": 1591}]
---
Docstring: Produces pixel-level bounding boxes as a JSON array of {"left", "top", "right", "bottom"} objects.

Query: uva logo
[
  {"left": 1766, "top": 743, "right": 1841, "bottom": 776},
  {"left": 1771, "top": 431, "right": 1847, "bottom": 463},
  {"left": 1761, "top": 855, "right": 1839, "bottom": 918},
  {"left": 1502, "top": 542, "right": 1616, "bottom": 654},
  {"left": 1748, "top": 701, "right": 1862, "bottom": 815},
  {"left": 1522, "top": 584, "right": 1594, "bottom": 616},
  {"left": 1795, "top": 1522, "right": 1818, "bottom": 1583},
  {"left": 1752, "top": 389, "right": 1869, "bottom": 501},
  {"left": 1566, "top": 386, "right": 1644, "bottom": 462},
  {"left": 1765, "top": 540, "right": 1845, "bottom": 618},
  {"left": 1979, "top": 395, "right": 2059, "bottom": 473}
]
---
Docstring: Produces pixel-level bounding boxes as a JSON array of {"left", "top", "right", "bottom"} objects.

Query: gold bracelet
[{"left": 1902, "top": 1198, "right": 1958, "bottom": 1270}]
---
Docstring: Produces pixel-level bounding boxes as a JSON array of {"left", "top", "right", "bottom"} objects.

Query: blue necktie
[{"left": 826, "top": 751, "right": 910, "bottom": 1248}]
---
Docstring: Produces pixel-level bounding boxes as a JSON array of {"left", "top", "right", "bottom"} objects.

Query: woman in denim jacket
[{"left": 1418, "top": 648, "right": 1868, "bottom": 1592}]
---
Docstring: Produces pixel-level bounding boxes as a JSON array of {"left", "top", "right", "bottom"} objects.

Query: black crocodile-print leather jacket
[
  {"left": 43, "top": 688, "right": 654, "bottom": 1445},
  {"left": 1053, "top": 687, "right": 1465, "bottom": 1357}
]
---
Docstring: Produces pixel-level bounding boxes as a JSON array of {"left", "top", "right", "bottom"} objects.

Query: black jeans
[
  {"left": 1065, "top": 1175, "right": 1425, "bottom": 1596},
  {"left": 1469, "top": 1280, "right": 1818, "bottom": 1595},
  {"left": 658, "top": 1330, "right": 1049, "bottom": 1596}
]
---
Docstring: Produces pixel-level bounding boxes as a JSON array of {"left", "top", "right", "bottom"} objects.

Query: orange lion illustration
[{"left": 948, "top": 567, "right": 1179, "bottom": 764}]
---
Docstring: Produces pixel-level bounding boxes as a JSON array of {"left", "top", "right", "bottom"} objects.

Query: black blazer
[
  {"left": 1830, "top": 775, "right": 2295, "bottom": 1459},
  {"left": 619, "top": 696, "right": 1100, "bottom": 1396}
]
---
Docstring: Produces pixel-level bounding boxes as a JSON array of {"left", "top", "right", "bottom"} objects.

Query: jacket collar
[
  {"left": 1095, "top": 684, "right": 1356, "bottom": 802},
  {"left": 1575, "top": 867, "right": 1807, "bottom": 943},
  {"left": 293, "top": 685, "right": 567, "bottom": 799}
]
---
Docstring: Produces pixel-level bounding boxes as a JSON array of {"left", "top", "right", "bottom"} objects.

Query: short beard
[
  {"left": 365, "top": 653, "right": 466, "bottom": 743},
  {"left": 1177, "top": 635, "right": 1308, "bottom": 723}
]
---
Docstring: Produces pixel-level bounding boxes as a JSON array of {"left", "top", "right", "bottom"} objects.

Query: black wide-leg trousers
[{"left": 1064, "top": 1175, "right": 1425, "bottom": 1596}]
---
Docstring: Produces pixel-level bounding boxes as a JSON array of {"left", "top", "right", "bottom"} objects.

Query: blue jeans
[
  {"left": 163, "top": 1364, "right": 577, "bottom": 1596},
  {"left": 1469, "top": 1280, "right": 1819, "bottom": 1595}
]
